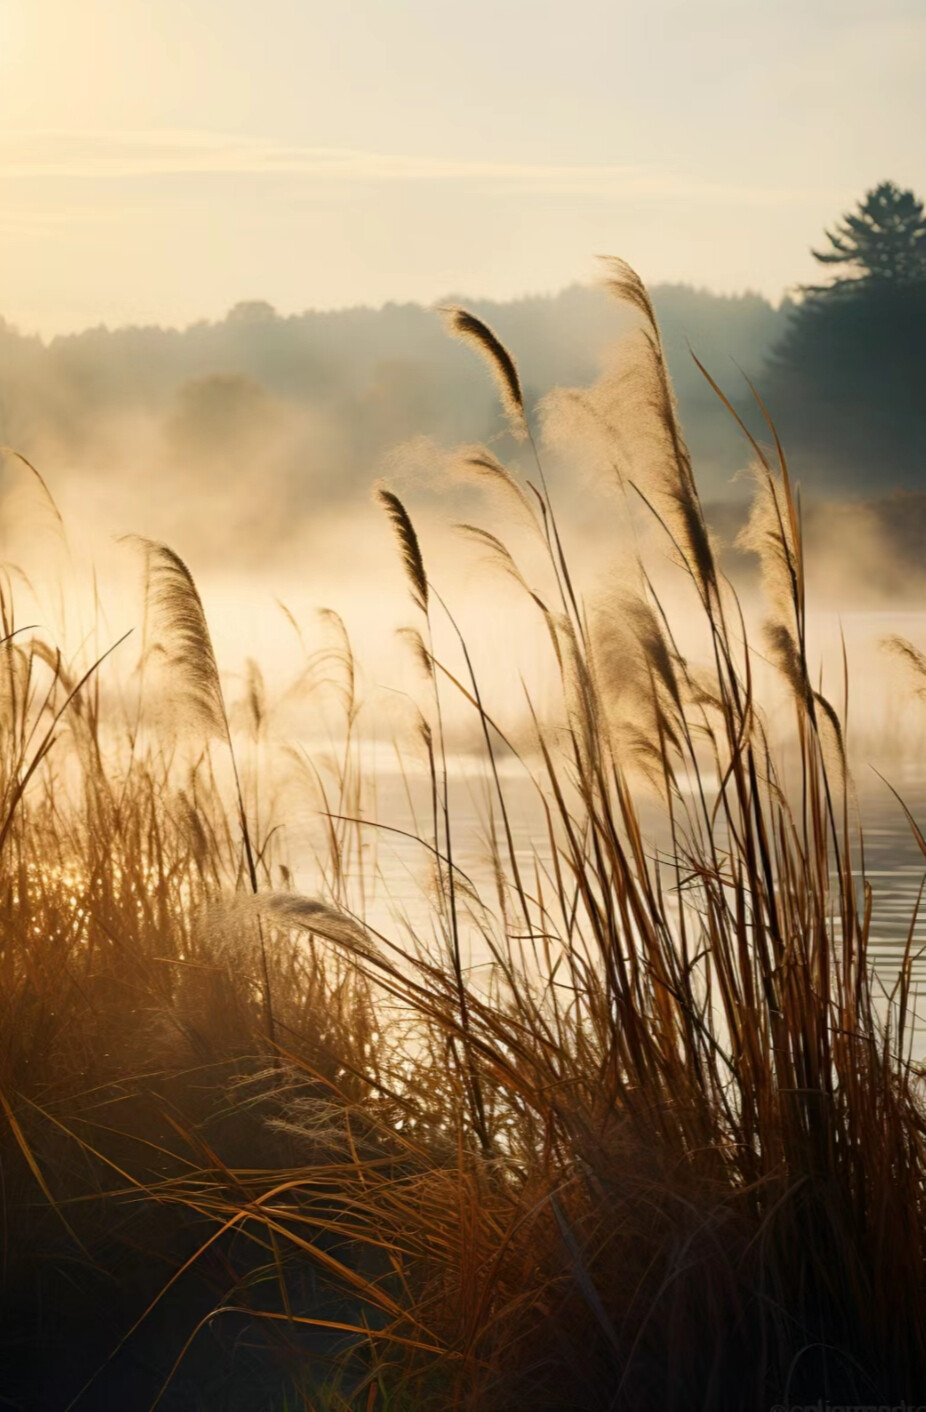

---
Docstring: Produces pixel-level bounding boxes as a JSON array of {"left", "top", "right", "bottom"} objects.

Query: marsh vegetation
[{"left": 2, "top": 261, "right": 926, "bottom": 1411}]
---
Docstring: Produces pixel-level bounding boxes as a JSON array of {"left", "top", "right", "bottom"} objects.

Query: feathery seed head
[
  {"left": 440, "top": 306, "right": 527, "bottom": 439},
  {"left": 126, "top": 536, "right": 227, "bottom": 739},
  {"left": 375, "top": 484, "right": 428, "bottom": 614}
]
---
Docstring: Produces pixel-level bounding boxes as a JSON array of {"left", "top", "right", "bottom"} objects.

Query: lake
[{"left": 292, "top": 750, "right": 926, "bottom": 1049}]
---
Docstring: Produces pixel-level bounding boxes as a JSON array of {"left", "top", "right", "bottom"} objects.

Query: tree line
[{"left": 0, "top": 183, "right": 920, "bottom": 560}]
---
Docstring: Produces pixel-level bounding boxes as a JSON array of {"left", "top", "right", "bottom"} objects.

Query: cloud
[{"left": 0, "top": 129, "right": 833, "bottom": 207}]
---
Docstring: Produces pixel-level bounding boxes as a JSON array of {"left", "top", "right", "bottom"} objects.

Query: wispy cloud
[{"left": 0, "top": 129, "right": 828, "bottom": 206}]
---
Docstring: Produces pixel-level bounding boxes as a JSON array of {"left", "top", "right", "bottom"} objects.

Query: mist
[
  {"left": 1, "top": 274, "right": 924, "bottom": 775},
  {"left": 0, "top": 282, "right": 783, "bottom": 557}
]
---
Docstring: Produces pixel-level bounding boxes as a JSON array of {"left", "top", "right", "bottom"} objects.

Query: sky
[{"left": 0, "top": 0, "right": 922, "bottom": 335}]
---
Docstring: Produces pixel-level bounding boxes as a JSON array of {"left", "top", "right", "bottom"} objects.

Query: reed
[{"left": 1, "top": 263, "right": 925, "bottom": 1410}]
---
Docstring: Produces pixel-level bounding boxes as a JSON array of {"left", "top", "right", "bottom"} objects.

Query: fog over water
[{"left": 5, "top": 279, "right": 926, "bottom": 1027}]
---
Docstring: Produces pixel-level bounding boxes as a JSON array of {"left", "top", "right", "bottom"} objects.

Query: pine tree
[
  {"left": 807, "top": 181, "right": 926, "bottom": 292},
  {"left": 764, "top": 182, "right": 926, "bottom": 491}
]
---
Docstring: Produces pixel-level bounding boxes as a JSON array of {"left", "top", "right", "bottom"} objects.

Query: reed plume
[
  {"left": 542, "top": 262, "right": 717, "bottom": 603},
  {"left": 441, "top": 306, "right": 527, "bottom": 439},
  {"left": 459, "top": 448, "right": 539, "bottom": 527},
  {"left": 252, "top": 893, "right": 379, "bottom": 960},
  {"left": 127, "top": 536, "right": 227, "bottom": 738},
  {"left": 883, "top": 633, "right": 926, "bottom": 700},
  {"left": 375, "top": 484, "right": 428, "bottom": 613}
]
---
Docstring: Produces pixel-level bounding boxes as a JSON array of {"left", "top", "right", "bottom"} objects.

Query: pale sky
[{"left": 0, "top": 0, "right": 922, "bottom": 334}]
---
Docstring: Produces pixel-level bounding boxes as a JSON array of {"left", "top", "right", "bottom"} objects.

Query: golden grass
[{"left": 2, "top": 264, "right": 926, "bottom": 1410}]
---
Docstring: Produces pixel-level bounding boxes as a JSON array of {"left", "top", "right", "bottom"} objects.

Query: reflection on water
[
  {"left": 854, "top": 763, "right": 926, "bottom": 988},
  {"left": 294, "top": 755, "right": 926, "bottom": 1044}
]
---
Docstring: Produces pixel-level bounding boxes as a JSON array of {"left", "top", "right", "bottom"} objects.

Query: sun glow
[{"left": 0, "top": 3, "right": 21, "bottom": 58}]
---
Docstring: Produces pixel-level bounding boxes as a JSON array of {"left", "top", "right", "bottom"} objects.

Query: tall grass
[{"left": 2, "top": 262, "right": 926, "bottom": 1410}]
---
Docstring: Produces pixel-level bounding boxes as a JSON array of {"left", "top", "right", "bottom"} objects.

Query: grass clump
[{"left": 2, "top": 262, "right": 926, "bottom": 1410}]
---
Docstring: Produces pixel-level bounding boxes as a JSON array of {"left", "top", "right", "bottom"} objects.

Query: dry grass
[{"left": 2, "top": 264, "right": 926, "bottom": 1410}]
